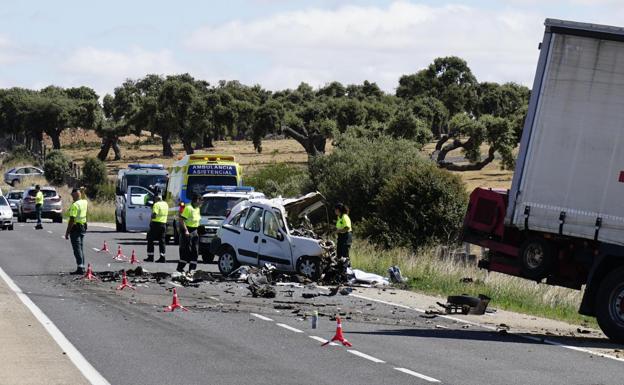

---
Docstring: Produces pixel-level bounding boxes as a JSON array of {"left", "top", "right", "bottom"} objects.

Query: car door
[
  {"left": 125, "top": 185, "right": 152, "bottom": 231},
  {"left": 236, "top": 206, "right": 264, "bottom": 266},
  {"left": 258, "top": 210, "right": 293, "bottom": 271}
]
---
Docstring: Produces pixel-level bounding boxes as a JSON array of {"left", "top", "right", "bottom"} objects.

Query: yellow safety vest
[
  {"left": 336, "top": 214, "right": 352, "bottom": 232},
  {"left": 181, "top": 204, "right": 201, "bottom": 228},
  {"left": 152, "top": 201, "right": 168, "bottom": 224},
  {"left": 68, "top": 199, "right": 88, "bottom": 225},
  {"left": 35, "top": 191, "right": 44, "bottom": 205}
]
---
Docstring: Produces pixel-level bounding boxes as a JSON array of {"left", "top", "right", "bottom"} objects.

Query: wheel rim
[
  {"left": 608, "top": 284, "right": 624, "bottom": 326},
  {"left": 300, "top": 259, "right": 317, "bottom": 278},
  {"left": 524, "top": 244, "right": 544, "bottom": 269},
  {"left": 220, "top": 252, "right": 235, "bottom": 273}
]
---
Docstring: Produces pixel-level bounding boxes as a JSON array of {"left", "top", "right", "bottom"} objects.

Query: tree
[
  {"left": 397, "top": 56, "right": 478, "bottom": 117},
  {"left": 386, "top": 107, "right": 432, "bottom": 145},
  {"left": 252, "top": 100, "right": 284, "bottom": 153}
]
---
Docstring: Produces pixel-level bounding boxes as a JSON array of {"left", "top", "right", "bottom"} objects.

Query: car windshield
[
  {"left": 6, "top": 192, "right": 22, "bottom": 199},
  {"left": 0, "top": 197, "right": 8, "bottom": 206},
  {"left": 186, "top": 176, "right": 237, "bottom": 201},
  {"left": 27, "top": 189, "right": 56, "bottom": 198},
  {"left": 201, "top": 197, "right": 242, "bottom": 218}
]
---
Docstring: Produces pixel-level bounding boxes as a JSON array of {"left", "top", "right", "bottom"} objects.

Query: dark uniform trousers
[
  {"left": 147, "top": 222, "right": 166, "bottom": 258},
  {"left": 177, "top": 227, "right": 199, "bottom": 272}
]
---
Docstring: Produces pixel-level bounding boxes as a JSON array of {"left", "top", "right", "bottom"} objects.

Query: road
[{"left": 1, "top": 221, "right": 624, "bottom": 385}]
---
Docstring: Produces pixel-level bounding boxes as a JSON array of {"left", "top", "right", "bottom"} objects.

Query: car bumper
[
  {"left": 0, "top": 217, "right": 13, "bottom": 227},
  {"left": 199, "top": 232, "right": 219, "bottom": 255}
]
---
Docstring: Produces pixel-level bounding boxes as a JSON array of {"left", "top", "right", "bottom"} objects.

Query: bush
[
  {"left": 245, "top": 163, "right": 312, "bottom": 198},
  {"left": 309, "top": 134, "right": 423, "bottom": 220},
  {"left": 93, "top": 182, "right": 115, "bottom": 202},
  {"left": 81, "top": 157, "right": 109, "bottom": 199},
  {"left": 360, "top": 159, "right": 468, "bottom": 250},
  {"left": 2, "top": 145, "right": 36, "bottom": 166},
  {"left": 43, "top": 150, "right": 71, "bottom": 186},
  {"left": 386, "top": 108, "right": 433, "bottom": 145}
]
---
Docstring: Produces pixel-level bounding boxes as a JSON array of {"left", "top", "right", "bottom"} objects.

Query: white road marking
[
  {"left": 19, "top": 224, "right": 24, "bottom": 227},
  {"left": 92, "top": 248, "right": 100, "bottom": 252},
  {"left": 394, "top": 368, "right": 440, "bottom": 383},
  {"left": 347, "top": 349, "right": 386, "bottom": 363},
  {"left": 208, "top": 296, "right": 221, "bottom": 302},
  {"left": 250, "top": 313, "right": 273, "bottom": 321},
  {"left": 309, "top": 335, "right": 338, "bottom": 346},
  {"left": 276, "top": 323, "right": 304, "bottom": 333},
  {"left": 47, "top": 230, "right": 53, "bottom": 234},
  {"left": 0, "top": 267, "right": 111, "bottom": 385},
  {"left": 351, "top": 293, "right": 624, "bottom": 364}
]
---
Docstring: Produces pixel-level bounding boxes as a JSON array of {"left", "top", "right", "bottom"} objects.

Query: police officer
[
  {"left": 335, "top": 203, "right": 352, "bottom": 263},
  {"left": 34, "top": 184, "right": 44, "bottom": 229},
  {"left": 64, "top": 188, "right": 88, "bottom": 275},
  {"left": 145, "top": 193, "right": 168, "bottom": 263},
  {"left": 176, "top": 194, "right": 201, "bottom": 274}
]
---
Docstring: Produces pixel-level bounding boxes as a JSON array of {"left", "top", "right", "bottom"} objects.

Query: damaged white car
[{"left": 216, "top": 192, "right": 332, "bottom": 280}]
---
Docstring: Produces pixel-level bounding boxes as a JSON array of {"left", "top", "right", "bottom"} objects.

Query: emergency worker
[
  {"left": 176, "top": 194, "right": 201, "bottom": 274},
  {"left": 34, "top": 184, "right": 44, "bottom": 229},
  {"left": 145, "top": 193, "right": 168, "bottom": 263},
  {"left": 335, "top": 203, "right": 352, "bottom": 263},
  {"left": 64, "top": 188, "right": 88, "bottom": 275}
]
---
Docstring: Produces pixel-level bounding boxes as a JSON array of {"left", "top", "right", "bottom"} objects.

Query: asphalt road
[{"left": 1, "top": 221, "right": 624, "bottom": 385}]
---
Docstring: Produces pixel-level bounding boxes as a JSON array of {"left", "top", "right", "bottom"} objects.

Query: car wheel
[
  {"left": 596, "top": 266, "right": 624, "bottom": 342},
  {"left": 11, "top": 179, "right": 19, "bottom": 187},
  {"left": 218, "top": 246, "right": 239, "bottom": 276},
  {"left": 8, "top": 224, "right": 13, "bottom": 231},
  {"left": 297, "top": 256, "right": 322, "bottom": 281},
  {"left": 519, "top": 238, "right": 556, "bottom": 280}
]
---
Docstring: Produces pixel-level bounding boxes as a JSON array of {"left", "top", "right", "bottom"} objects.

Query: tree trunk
[
  {"left": 182, "top": 139, "right": 195, "bottom": 155},
  {"left": 283, "top": 126, "right": 326, "bottom": 157},
  {"left": 50, "top": 132, "right": 61, "bottom": 150},
  {"left": 97, "top": 138, "right": 112, "bottom": 161},
  {"left": 112, "top": 138, "right": 122, "bottom": 160},
  {"left": 162, "top": 133, "right": 174, "bottom": 157},
  {"left": 203, "top": 134, "right": 214, "bottom": 148},
  {"left": 438, "top": 147, "right": 496, "bottom": 171}
]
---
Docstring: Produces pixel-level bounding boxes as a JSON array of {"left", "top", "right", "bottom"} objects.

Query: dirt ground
[{"left": 52, "top": 129, "right": 513, "bottom": 190}]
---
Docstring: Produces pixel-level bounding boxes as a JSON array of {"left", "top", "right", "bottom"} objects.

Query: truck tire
[
  {"left": 218, "top": 246, "right": 239, "bottom": 276},
  {"left": 519, "top": 238, "right": 555, "bottom": 280},
  {"left": 596, "top": 266, "right": 624, "bottom": 342}
]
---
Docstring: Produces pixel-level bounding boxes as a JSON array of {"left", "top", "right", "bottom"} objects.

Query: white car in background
[
  {"left": 216, "top": 193, "right": 329, "bottom": 280},
  {"left": 0, "top": 196, "right": 14, "bottom": 230}
]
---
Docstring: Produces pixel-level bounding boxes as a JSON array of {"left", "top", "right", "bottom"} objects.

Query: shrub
[
  {"left": 2, "top": 145, "right": 36, "bottom": 166},
  {"left": 309, "top": 134, "right": 423, "bottom": 221},
  {"left": 43, "top": 150, "right": 71, "bottom": 186},
  {"left": 360, "top": 159, "right": 468, "bottom": 250},
  {"left": 245, "top": 163, "right": 312, "bottom": 198},
  {"left": 81, "top": 157, "right": 109, "bottom": 199},
  {"left": 93, "top": 182, "right": 115, "bottom": 202},
  {"left": 386, "top": 108, "right": 433, "bottom": 145}
]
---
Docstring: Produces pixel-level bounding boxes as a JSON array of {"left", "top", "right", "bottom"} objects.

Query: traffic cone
[
  {"left": 114, "top": 245, "right": 126, "bottom": 261},
  {"left": 322, "top": 316, "right": 352, "bottom": 347},
  {"left": 164, "top": 288, "right": 188, "bottom": 312},
  {"left": 129, "top": 250, "right": 140, "bottom": 265},
  {"left": 116, "top": 270, "right": 135, "bottom": 291},
  {"left": 81, "top": 264, "right": 99, "bottom": 281},
  {"left": 96, "top": 240, "right": 111, "bottom": 253}
]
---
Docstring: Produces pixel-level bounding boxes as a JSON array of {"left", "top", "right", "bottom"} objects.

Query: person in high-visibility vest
[
  {"left": 145, "top": 193, "right": 168, "bottom": 263},
  {"left": 335, "top": 203, "right": 352, "bottom": 265},
  {"left": 34, "top": 184, "right": 44, "bottom": 230},
  {"left": 176, "top": 194, "right": 201, "bottom": 274},
  {"left": 64, "top": 188, "right": 88, "bottom": 275}
]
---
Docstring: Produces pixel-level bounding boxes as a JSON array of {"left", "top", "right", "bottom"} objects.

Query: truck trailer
[{"left": 463, "top": 19, "right": 624, "bottom": 341}]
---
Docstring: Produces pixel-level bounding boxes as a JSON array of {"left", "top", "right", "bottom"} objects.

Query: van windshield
[
  {"left": 125, "top": 175, "right": 167, "bottom": 190},
  {"left": 187, "top": 176, "right": 237, "bottom": 200},
  {"left": 201, "top": 197, "right": 243, "bottom": 218}
]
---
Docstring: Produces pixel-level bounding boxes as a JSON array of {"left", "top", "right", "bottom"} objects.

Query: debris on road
[
  {"left": 346, "top": 268, "right": 389, "bottom": 286},
  {"left": 388, "top": 265, "right": 406, "bottom": 284},
  {"left": 438, "top": 294, "right": 491, "bottom": 315}
]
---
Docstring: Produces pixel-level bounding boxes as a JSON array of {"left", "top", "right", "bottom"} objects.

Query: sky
[{"left": 1, "top": 0, "right": 623, "bottom": 97}]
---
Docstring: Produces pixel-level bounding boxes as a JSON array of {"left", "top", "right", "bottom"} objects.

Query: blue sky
[{"left": 1, "top": 1, "right": 623, "bottom": 96}]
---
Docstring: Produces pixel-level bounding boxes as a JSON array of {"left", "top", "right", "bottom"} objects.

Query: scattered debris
[
  {"left": 248, "top": 284, "right": 276, "bottom": 298},
  {"left": 438, "top": 294, "right": 491, "bottom": 315},
  {"left": 339, "top": 287, "right": 353, "bottom": 296},
  {"left": 576, "top": 328, "right": 591, "bottom": 334},
  {"left": 420, "top": 314, "right": 438, "bottom": 319},
  {"left": 347, "top": 268, "right": 389, "bottom": 286},
  {"left": 459, "top": 277, "right": 474, "bottom": 283},
  {"left": 274, "top": 304, "right": 295, "bottom": 310},
  {"left": 388, "top": 266, "right": 406, "bottom": 283}
]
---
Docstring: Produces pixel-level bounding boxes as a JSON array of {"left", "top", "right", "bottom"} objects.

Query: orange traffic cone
[
  {"left": 116, "top": 270, "right": 135, "bottom": 291},
  {"left": 129, "top": 250, "right": 140, "bottom": 265},
  {"left": 164, "top": 288, "right": 188, "bottom": 312},
  {"left": 81, "top": 264, "right": 99, "bottom": 281},
  {"left": 114, "top": 245, "right": 126, "bottom": 261},
  {"left": 322, "top": 316, "right": 352, "bottom": 347},
  {"left": 96, "top": 240, "right": 111, "bottom": 253}
]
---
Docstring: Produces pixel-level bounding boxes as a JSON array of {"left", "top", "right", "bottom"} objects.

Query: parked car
[
  {"left": 216, "top": 193, "right": 329, "bottom": 280},
  {"left": 18, "top": 186, "right": 63, "bottom": 223},
  {"left": 0, "top": 196, "right": 14, "bottom": 230},
  {"left": 4, "top": 166, "right": 44, "bottom": 186},
  {"left": 5, "top": 190, "right": 23, "bottom": 216},
  {"left": 198, "top": 187, "right": 265, "bottom": 262}
]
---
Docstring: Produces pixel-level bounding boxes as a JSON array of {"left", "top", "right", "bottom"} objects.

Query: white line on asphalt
[
  {"left": 351, "top": 293, "right": 624, "bottom": 364},
  {"left": 347, "top": 350, "right": 386, "bottom": 363},
  {"left": 208, "top": 296, "right": 221, "bottom": 302},
  {"left": 251, "top": 313, "right": 273, "bottom": 321},
  {"left": 309, "top": 335, "right": 338, "bottom": 346},
  {"left": 394, "top": 368, "right": 440, "bottom": 383},
  {"left": 0, "top": 267, "right": 110, "bottom": 385},
  {"left": 47, "top": 230, "right": 53, "bottom": 234},
  {"left": 92, "top": 248, "right": 100, "bottom": 252},
  {"left": 276, "top": 323, "right": 304, "bottom": 333}
]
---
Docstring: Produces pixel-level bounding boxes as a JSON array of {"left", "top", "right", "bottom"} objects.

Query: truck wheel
[
  {"left": 519, "top": 238, "right": 555, "bottom": 280},
  {"left": 297, "top": 256, "right": 322, "bottom": 281},
  {"left": 218, "top": 246, "right": 239, "bottom": 276},
  {"left": 596, "top": 266, "right": 624, "bottom": 342}
]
